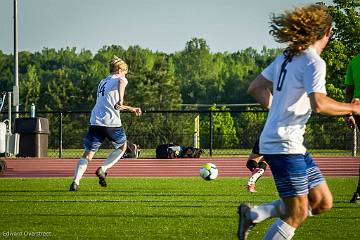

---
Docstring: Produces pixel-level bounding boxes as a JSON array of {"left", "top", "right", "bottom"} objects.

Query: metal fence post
[
  {"left": 194, "top": 115, "right": 200, "bottom": 148},
  {"left": 7, "top": 92, "right": 12, "bottom": 133},
  {"left": 209, "top": 110, "right": 213, "bottom": 156},
  {"left": 59, "top": 112, "right": 63, "bottom": 158}
]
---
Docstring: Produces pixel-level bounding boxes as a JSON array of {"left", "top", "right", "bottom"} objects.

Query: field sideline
[{"left": 0, "top": 177, "right": 359, "bottom": 240}]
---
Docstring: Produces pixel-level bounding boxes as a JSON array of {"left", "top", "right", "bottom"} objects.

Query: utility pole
[{"left": 13, "top": 0, "right": 20, "bottom": 118}]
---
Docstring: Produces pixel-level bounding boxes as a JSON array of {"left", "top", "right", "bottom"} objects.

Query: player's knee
[
  {"left": 321, "top": 199, "right": 333, "bottom": 212},
  {"left": 246, "top": 159, "right": 258, "bottom": 172},
  {"left": 121, "top": 141, "right": 127, "bottom": 151},
  {"left": 258, "top": 161, "right": 267, "bottom": 171},
  {"left": 116, "top": 142, "right": 127, "bottom": 152},
  {"left": 286, "top": 206, "right": 308, "bottom": 227},
  {"left": 313, "top": 196, "right": 333, "bottom": 214},
  {"left": 324, "top": 193, "right": 333, "bottom": 209},
  {"left": 82, "top": 151, "right": 95, "bottom": 162},
  {"left": 297, "top": 206, "right": 309, "bottom": 221}
]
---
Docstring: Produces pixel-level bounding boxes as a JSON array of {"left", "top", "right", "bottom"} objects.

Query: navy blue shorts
[
  {"left": 263, "top": 153, "right": 325, "bottom": 198},
  {"left": 83, "top": 126, "right": 127, "bottom": 152}
]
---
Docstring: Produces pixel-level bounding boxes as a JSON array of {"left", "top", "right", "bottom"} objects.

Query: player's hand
[
  {"left": 131, "top": 107, "right": 142, "bottom": 116},
  {"left": 345, "top": 115, "right": 356, "bottom": 128},
  {"left": 351, "top": 98, "right": 360, "bottom": 116},
  {"left": 114, "top": 101, "right": 123, "bottom": 110},
  {"left": 351, "top": 98, "right": 360, "bottom": 104}
]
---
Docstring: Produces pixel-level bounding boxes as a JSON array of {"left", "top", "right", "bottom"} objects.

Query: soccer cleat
[
  {"left": 69, "top": 181, "right": 79, "bottom": 191},
  {"left": 350, "top": 192, "right": 360, "bottom": 203},
  {"left": 95, "top": 167, "right": 108, "bottom": 187},
  {"left": 246, "top": 168, "right": 264, "bottom": 193},
  {"left": 237, "top": 203, "right": 255, "bottom": 240}
]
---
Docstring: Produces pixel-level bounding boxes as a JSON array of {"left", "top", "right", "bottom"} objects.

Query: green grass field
[{"left": 0, "top": 177, "right": 359, "bottom": 239}]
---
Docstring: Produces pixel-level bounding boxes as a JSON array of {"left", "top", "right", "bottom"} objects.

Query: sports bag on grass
[
  {"left": 156, "top": 144, "right": 204, "bottom": 159},
  {"left": 178, "top": 147, "right": 204, "bottom": 158},
  {"left": 156, "top": 143, "right": 181, "bottom": 159}
]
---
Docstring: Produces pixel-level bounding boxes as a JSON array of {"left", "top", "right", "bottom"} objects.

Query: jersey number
[
  {"left": 277, "top": 58, "right": 292, "bottom": 91},
  {"left": 97, "top": 82, "right": 107, "bottom": 96}
]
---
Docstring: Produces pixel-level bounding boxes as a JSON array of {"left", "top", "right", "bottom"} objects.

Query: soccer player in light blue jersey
[{"left": 238, "top": 4, "right": 360, "bottom": 240}]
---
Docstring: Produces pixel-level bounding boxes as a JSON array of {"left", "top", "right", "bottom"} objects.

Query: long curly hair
[{"left": 269, "top": 4, "right": 332, "bottom": 58}]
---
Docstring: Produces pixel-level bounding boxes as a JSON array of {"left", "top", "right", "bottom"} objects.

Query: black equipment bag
[
  {"left": 178, "top": 147, "right": 204, "bottom": 158},
  {"left": 156, "top": 143, "right": 179, "bottom": 159}
]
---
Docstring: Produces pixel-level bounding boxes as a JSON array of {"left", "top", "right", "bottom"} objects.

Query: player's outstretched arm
[
  {"left": 309, "top": 92, "right": 360, "bottom": 116},
  {"left": 114, "top": 104, "right": 142, "bottom": 116}
]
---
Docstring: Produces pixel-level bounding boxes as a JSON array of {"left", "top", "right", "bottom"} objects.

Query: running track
[{"left": 0, "top": 157, "right": 358, "bottom": 178}]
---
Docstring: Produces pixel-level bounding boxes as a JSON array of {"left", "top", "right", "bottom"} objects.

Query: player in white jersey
[
  {"left": 237, "top": 4, "right": 360, "bottom": 240},
  {"left": 70, "top": 56, "right": 141, "bottom": 191}
]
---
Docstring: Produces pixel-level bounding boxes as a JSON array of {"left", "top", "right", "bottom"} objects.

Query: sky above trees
[{"left": 0, "top": 0, "right": 333, "bottom": 54}]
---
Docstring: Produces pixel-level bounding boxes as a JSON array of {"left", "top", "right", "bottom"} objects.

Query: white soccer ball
[{"left": 199, "top": 163, "right": 218, "bottom": 181}]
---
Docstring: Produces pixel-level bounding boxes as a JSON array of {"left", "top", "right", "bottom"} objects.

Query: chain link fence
[{"left": 4, "top": 110, "right": 359, "bottom": 158}]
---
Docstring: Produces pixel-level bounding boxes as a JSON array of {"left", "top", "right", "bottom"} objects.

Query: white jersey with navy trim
[
  {"left": 259, "top": 47, "right": 327, "bottom": 154},
  {"left": 90, "top": 75, "right": 128, "bottom": 127}
]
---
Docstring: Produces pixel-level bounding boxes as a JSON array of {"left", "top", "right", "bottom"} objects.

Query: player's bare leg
[
  {"left": 307, "top": 182, "right": 333, "bottom": 214},
  {"left": 263, "top": 182, "right": 333, "bottom": 239},
  {"left": 262, "top": 195, "right": 307, "bottom": 239}
]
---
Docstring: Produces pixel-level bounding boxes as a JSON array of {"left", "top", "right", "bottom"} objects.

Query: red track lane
[{"left": 0, "top": 157, "right": 359, "bottom": 178}]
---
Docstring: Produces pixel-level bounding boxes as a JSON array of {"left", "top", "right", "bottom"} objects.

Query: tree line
[{"left": 0, "top": 40, "right": 281, "bottom": 112}]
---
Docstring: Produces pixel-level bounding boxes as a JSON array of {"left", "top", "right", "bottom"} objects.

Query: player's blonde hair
[
  {"left": 269, "top": 4, "right": 332, "bottom": 57},
  {"left": 109, "top": 55, "right": 128, "bottom": 73}
]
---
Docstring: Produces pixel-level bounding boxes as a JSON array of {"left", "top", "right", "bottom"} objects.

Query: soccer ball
[{"left": 199, "top": 163, "right": 218, "bottom": 181}]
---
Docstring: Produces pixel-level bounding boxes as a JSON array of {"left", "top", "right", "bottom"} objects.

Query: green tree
[
  {"left": 235, "top": 111, "right": 267, "bottom": 148},
  {"left": 322, "top": 0, "right": 360, "bottom": 89},
  {"left": 173, "top": 38, "right": 223, "bottom": 104},
  {"left": 0, "top": 51, "right": 14, "bottom": 92},
  {"left": 201, "top": 105, "right": 239, "bottom": 148},
  {"left": 20, "top": 64, "right": 40, "bottom": 110},
  {"left": 150, "top": 55, "right": 182, "bottom": 109}
]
